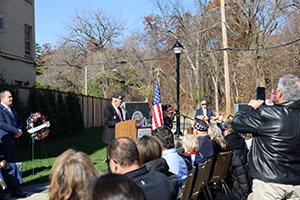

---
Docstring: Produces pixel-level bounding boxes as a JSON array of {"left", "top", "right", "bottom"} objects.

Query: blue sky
[{"left": 35, "top": 0, "right": 196, "bottom": 46}]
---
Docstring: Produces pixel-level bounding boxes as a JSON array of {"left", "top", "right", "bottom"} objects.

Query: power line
[
  {"left": 196, "top": 38, "right": 300, "bottom": 55},
  {"left": 46, "top": 38, "right": 300, "bottom": 66}
]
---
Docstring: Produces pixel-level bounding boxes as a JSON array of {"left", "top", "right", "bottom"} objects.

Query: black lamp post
[{"left": 173, "top": 40, "right": 183, "bottom": 136}]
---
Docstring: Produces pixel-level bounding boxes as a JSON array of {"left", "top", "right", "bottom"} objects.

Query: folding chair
[
  {"left": 179, "top": 168, "right": 197, "bottom": 200},
  {"left": 190, "top": 158, "right": 214, "bottom": 200},
  {"left": 207, "top": 151, "right": 232, "bottom": 199}
]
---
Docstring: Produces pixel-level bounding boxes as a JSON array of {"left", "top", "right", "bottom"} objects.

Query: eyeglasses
[
  {"left": 201, "top": 103, "right": 207, "bottom": 105},
  {"left": 105, "top": 158, "right": 117, "bottom": 164}
]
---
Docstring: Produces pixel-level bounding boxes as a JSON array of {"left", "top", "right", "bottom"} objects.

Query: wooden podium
[
  {"left": 115, "top": 120, "right": 152, "bottom": 141},
  {"left": 115, "top": 120, "right": 138, "bottom": 141}
]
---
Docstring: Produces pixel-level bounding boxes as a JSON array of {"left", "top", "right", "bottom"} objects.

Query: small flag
[{"left": 152, "top": 80, "right": 164, "bottom": 130}]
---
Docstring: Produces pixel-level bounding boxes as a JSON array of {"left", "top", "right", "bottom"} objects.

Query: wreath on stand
[{"left": 26, "top": 112, "right": 50, "bottom": 140}]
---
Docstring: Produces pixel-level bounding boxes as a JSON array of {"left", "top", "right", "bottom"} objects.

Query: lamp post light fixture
[{"left": 173, "top": 40, "right": 183, "bottom": 136}]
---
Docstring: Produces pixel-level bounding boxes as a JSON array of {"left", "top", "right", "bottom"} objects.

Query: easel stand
[
  {"left": 31, "top": 136, "right": 35, "bottom": 175},
  {"left": 28, "top": 121, "right": 50, "bottom": 175}
]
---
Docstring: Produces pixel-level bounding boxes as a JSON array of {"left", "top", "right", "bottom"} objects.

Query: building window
[
  {"left": 0, "top": 13, "right": 4, "bottom": 33},
  {"left": 24, "top": 24, "right": 32, "bottom": 57}
]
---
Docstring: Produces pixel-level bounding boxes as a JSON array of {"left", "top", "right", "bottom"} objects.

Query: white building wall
[{"left": 0, "top": 0, "right": 35, "bottom": 87}]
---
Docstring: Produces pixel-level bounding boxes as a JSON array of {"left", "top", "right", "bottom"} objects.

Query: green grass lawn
[{"left": 16, "top": 127, "right": 108, "bottom": 185}]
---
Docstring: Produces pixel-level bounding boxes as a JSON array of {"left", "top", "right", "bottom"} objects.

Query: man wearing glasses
[
  {"left": 232, "top": 74, "right": 300, "bottom": 199},
  {"left": 194, "top": 100, "right": 214, "bottom": 121}
]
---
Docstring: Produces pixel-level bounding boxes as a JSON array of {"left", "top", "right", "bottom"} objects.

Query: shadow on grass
[
  {"left": 23, "top": 175, "right": 49, "bottom": 186},
  {"left": 17, "top": 127, "right": 106, "bottom": 162},
  {"left": 22, "top": 166, "right": 52, "bottom": 177}
]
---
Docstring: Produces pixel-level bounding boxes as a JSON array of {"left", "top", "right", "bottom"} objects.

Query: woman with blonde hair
[
  {"left": 208, "top": 124, "right": 228, "bottom": 153},
  {"left": 181, "top": 134, "right": 205, "bottom": 167},
  {"left": 49, "top": 149, "right": 101, "bottom": 200}
]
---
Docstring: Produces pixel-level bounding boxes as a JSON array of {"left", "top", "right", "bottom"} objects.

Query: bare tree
[{"left": 65, "top": 10, "right": 125, "bottom": 54}]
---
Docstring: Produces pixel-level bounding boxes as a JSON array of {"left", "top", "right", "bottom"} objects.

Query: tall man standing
[
  {"left": 232, "top": 74, "right": 300, "bottom": 199},
  {"left": 0, "top": 90, "right": 22, "bottom": 163},
  {"left": 102, "top": 93, "right": 125, "bottom": 145}
]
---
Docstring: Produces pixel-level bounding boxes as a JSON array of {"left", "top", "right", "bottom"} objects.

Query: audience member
[
  {"left": 88, "top": 173, "right": 146, "bottom": 200},
  {"left": 153, "top": 127, "right": 188, "bottom": 185},
  {"left": 136, "top": 135, "right": 177, "bottom": 182},
  {"left": 136, "top": 135, "right": 178, "bottom": 191},
  {"left": 0, "top": 156, "right": 27, "bottom": 198},
  {"left": 224, "top": 119, "right": 250, "bottom": 200},
  {"left": 207, "top": 124, "right": 228, "bottom": 153},
  {"left": 192, "top": 119, "right": 215, "bottom": 160},
  {"left": 194, "top": 100, "right": 214, "bottom": 121},
  {"left": 108, "top": 137, "right": 176, "bottom": 200},
  {"left": 232, "top": 74, "right": 300, "bottom": 199},
  {"left": 49, "top": 149, "right": 100, "bottom": 200},
  {"left": 181, "top": 134, "right": 205, "bottom": 167}
]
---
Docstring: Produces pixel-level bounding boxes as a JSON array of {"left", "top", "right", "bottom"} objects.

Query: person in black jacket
[
  {"left": 108, "top": 137, "right": 177, "bottom": 200},
  {"left": 224, "top": 119, "right": 250, "bottom": 200},
  {"left": 102, "top": 93, "right": 125, "bottom": 145},
  {"left": 232, "top": 74, "right": 300, "bottom": 199},
  {"left": 136, "top": 135, "right": 178, "bottom": 194}
]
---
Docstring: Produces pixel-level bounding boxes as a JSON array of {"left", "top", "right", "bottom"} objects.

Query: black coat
[
  {"left": 125, "top": 166, "right": 177, "bottom": 200},
  {"left": 143, "top": 158, "right": 179, "bottom": 194},
  {"left": 225, "top": 134, "right": 250, "bottom": 200},
  {"left": 228, "top": 150, "right": 251, "bottom": 200},
  {"left": 232, "top": 100, "right": 300, "bottom": 185},
  {"left": 102, "top": 103, "right": 123, "bottom": 144}
]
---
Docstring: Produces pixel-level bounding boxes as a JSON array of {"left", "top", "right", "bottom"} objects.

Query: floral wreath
[{"left": 26, "top": 112, "right": 50, "bottom": 140}]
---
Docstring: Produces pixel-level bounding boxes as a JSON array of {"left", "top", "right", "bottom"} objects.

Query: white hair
[{"left": 277, "top": 74, "right": 300, "bottom": 101}]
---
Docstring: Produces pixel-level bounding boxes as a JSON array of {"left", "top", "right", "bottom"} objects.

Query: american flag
[{"left": 152, "top": 80, "right": 164, "bottom": 130}]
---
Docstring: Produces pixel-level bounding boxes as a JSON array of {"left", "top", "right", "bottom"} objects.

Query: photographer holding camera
[{"left": 232, "top": 74, "right": 300, "bottom": 199}]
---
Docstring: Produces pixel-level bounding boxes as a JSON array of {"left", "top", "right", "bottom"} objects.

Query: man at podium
[{"left": 102, "top": 93, "right": 125, "bottom": 145}]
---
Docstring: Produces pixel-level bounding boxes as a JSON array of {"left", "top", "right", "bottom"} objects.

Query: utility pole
[
  {"left": 84, "top": 67, "right": 87, "bottom": 95},
  {"left": 221, "top": 0, "right": 231, "bottom": 115}
]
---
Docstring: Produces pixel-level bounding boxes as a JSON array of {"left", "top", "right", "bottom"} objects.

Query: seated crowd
[
  {"left": 47, "top": 118, "right": 251, "bottom": 200},
  {"left": 5, "top": 73, "right": 299, "bottom": 200}
]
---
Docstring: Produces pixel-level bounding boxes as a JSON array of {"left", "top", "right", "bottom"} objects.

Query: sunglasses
[{"left": 201, "top": 103, "right": 207, "bottom": 105}]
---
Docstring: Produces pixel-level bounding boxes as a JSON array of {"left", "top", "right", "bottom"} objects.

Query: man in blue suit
[
  {"left": 194, "top": 100, "right": 214, "bottom": 121},
  {"left": 0, "top": 90, "right": 22, "bottom": 163}
]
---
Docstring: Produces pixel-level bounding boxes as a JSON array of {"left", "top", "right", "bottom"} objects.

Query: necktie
[
  {"left": 7, "top": 107, "right": 14, "bottom": 117},
  {"left": 116, "top": 108, "right": 123, "bottom": 121}
]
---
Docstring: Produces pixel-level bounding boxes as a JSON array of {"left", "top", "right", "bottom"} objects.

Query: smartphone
[{"left": 256, "top": 87, "right": 266, "bottom": 100}]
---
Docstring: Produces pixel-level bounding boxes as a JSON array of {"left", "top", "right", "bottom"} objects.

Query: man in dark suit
[
  {"left": 194, "top": 100, "right": 213, "bottom": 121},
  {"left": 0, "top": 90, "right": 22, "bottom": 163},
  {"left": 102, "top": 93, "right": 125, "bottom": 145}
]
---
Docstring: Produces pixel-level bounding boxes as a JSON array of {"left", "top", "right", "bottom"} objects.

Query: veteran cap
[
  {"left": 112, "top": 93, "right": 125, "bottom": 100},
  {"left": 193, "top": 118, "right": 209, "bottom": 132}
]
